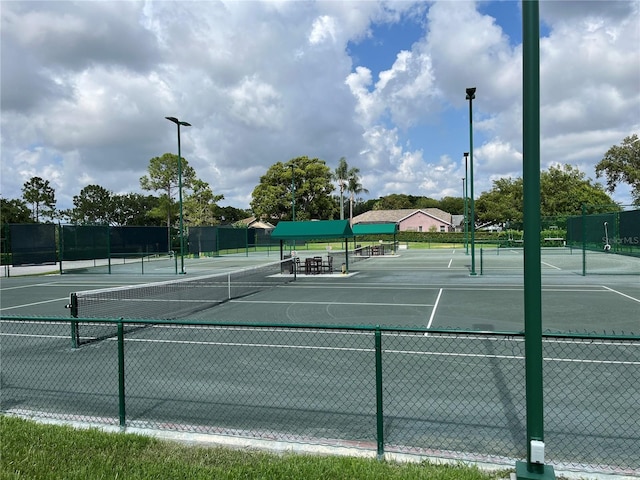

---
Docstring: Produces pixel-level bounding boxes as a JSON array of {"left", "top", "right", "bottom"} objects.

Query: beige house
[{"left": 352, "top": 208, "right": 454, "bottom": 233}]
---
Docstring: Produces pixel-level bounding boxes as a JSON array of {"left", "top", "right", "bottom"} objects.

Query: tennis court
[
  {"left": 1, "top": 248, "right": 639, "bottom": 475},
  {"left": 2, "top": 248, "right": 638, "bottom": 331}
]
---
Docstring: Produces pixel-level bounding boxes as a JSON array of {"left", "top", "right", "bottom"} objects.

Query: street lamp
[
  {"left": 463, "top": 152, "right": 469, "bottom": 256},
  {"left": 465, "top": 88, "right": 477, "bottom": 275},
  {"left": 165, "top": 116, "right": 191, "bottom": 275}
]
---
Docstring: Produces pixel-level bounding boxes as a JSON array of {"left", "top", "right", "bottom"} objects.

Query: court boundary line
[
  {"left": 601, "top": 286, "right": 640, "bottom": 304},
  {"left": 426, "top": 288, "right": 443, "bottom": 329},
  {"left": 232, "top": 300, "right": 435, "bottom": 307}
]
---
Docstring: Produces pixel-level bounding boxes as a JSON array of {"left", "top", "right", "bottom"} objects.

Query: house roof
[
  {"left": 238, "top": 216, "right": 275, "bottom": 229},
  {"left": 352, "top": 223, "right": 398, "bottom": 236},
  {"left": 271, "top": 220, "right": 354, "bottom": 240},
  {"left": 352, "top": 208, "right": 453, "bottom": 226}
]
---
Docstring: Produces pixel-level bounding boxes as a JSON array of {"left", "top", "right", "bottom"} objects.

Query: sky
[{"left": 1, "top": 0, "right": 639, "bottom": 214}]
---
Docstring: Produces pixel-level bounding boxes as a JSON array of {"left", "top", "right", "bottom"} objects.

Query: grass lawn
[{"left": 1, "top": 416, "right": 513, "bottom": 480}]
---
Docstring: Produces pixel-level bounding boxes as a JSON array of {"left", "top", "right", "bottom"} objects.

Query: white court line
[
  {"left": 126, "top": 337, "right": 371, "bottom": 352},
  {"left": 0, "top": 282, "right": 58, "bottom": 291},
  {"left": 541, "top": 261, "right": 562, "bottom": 270},
  {"left": 386, "top": 349, "right": 640, "bottom": 365},
  {"left": 447, "top": 259, "right": 453, "bottom": 268},
  {"left": 0, "top": 297, "right": 69, "bottom": 311},
  {"left": 426, "top": 288, "right": 443, "bottom": 329},
  {"left": 602, "top": 286, "right": 640, "bottom": 304},
  {"left": 232, "top": 300, "right": 434, "bottom": 307},
  {"left": 0, "top": 333, "right": 69, "bottom": 340}
]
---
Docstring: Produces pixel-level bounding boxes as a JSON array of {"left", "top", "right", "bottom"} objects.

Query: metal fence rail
[{"left": 1, "top": 317, "right": 638, "bottom": 476}]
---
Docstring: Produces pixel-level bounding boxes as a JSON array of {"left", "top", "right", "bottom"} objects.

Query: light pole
[
  {"left": 290, "top": 163, "right": 296, "bottom": 222},
  {"left": 165, "top": 116, "right": 191, "bottom": 275},
  {"left": 463, "top": 152, "right": 469, "bottom": 255},
  {"left": 466, "top": 88, "right": 477, "bottom": 275},
  {"left": 461, "top": 177, "right": 466, "bottom": 250}
]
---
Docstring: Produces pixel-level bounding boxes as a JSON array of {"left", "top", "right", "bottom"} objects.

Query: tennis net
[{"left": 68, "top": 258, "right": 294, "bottom": 346}]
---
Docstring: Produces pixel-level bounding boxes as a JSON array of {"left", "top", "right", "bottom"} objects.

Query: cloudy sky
[{"left": 1, "top": 0, "right": 639, "bottom": 213}]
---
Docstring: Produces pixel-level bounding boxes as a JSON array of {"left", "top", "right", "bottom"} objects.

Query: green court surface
[
  {"left": 1, "top": 248, "right": 638, "bottom": 331},
  {"left": 1, "top": 249, "right": 638, "bottom": 475}
]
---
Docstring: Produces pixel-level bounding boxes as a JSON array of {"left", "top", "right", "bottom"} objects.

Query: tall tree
[
  {"left": 21, "top": 176, "right": 56, "bottom": 222},
  {"left": 251, "top": 156, "right": 335, "bottom": 221},
  {"left": 595, "top": 134, "right": 640, "bottom": 205},
  {"left": 1, "top": 197, "right": 33, "bottom": 223},
  {"left": 540, "top": 164, "right": 613, "bottom": 214},
  {"left": 346, "top": 168, "right": 368, "bottom": 224},
  {"left": 65, "top": 185, "right": 113, "bottom": 225},
  {"left": 183, "top": 179, "right": 224, "bottom": 226},
  {"left": 332, "top": 157, "right": 349, "bottom": 220},
  {"left": 140, "top": 153, "right": 197, "bottom": 238}
]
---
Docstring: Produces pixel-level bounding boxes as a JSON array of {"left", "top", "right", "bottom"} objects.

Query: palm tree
[
  {"left": 332, "top": 157, "right": 349, "bottom": 220},
  {"left": 347, "top": 169, "right": 369, "bottom": 225}
]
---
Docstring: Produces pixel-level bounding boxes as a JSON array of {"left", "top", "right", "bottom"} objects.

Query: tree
[
  {"left": 540, "top": 164, "right": 613, "bottom": 214},
  {"left": 438, "top": 196, "right": 464, "bottom": 215},
  {"left": 1, "top": 197, "right": 33, "bottom": 223},
  {"left": 476, "top": 177, "right": 524, "bottom": 227},
  {"left": 354, "top": 198, "right": 377, "bottom": 216},
  {"left": 373, "top": 194, "right": 413, "bottom": 210},
  {"left": 183, "top": 179, "right": 224, "bottom": 226},
  {"left": 65, "top": 185, "right": 113, "bottom": 225},
  {"left": 140, "top": 153, "right": 197, "bottom": 241},
  {"left": 346, "top": 169, "right": 368, "bottom": 223},
  {"left": 332, "top": 157, "right": 348, "bottom": 220},
  {"left": 21, "top": 176, "right": 56, "bottom": 222},
  {"left": 476, "top": 164, "right": 615, "bottom": 227},
  {"left": 219, "top": 206, "right": 251, "bottom": 224},
  {"left": 595, "top": 134, "right": 640, "bottom": 205},
  {"left": 112, "top": 194, "right": 163, "bottom": 226},
  {"left": 251, "top": 156, "right": 336, "bottom": 221}
]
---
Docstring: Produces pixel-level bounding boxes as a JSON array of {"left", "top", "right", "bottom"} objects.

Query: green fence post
[
  {"left": 69, "top": 293, "right": 79, "bottom": 349},
  {"left": 118, "top": 321, "right": 126, "bottom": 428},
  {"left": 58, "top": 223, "right": 63, "bottom": 275},
  {"left": 108, "top": 225, "right": 112, "bottom": 275},
  {"left": 516, "top": 1, "right": 555, "bottom": 478},
  {"left": 374, "top": 326, "right": 384, "bottom": 460},
  {"left": 480, "top": 247, "right": 483, "bottom": 275},
  {"left": 582, "top": 204, "right": 586, "bottom": 276}
]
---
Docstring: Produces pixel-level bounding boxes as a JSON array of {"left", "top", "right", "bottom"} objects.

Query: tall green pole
[
  {"left": 464, "top": 152, "right": 469, "bottom": 255},
  {"left": 290, "top": 164, "right": 296, "bottom": 222},
  {"left": 177, "top": 131, "right": 185, "bottom": 274},
  {"left": 461, "top": 177, "right": 465, "bottom": 249},
  {"left": 516, "top": 1, "right": 555, "bottom": 478},
  {"left": 166, "top": 117, "right": 191, "bottom": 275},
  {"left": 466, "top": 89, "right": 477, "bottom": 275}
]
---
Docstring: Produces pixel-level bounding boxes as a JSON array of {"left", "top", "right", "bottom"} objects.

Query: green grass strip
[{"left": 1, "top": 416, "right": 511, "bottom": 480}]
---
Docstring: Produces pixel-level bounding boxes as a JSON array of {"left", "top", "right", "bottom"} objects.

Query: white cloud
[{"left": 309, "top": 15, "right": 338, "bottom": 45}]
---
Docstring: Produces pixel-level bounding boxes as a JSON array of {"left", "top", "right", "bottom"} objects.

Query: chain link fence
[{"left": 1, "top": 317, "right": 638, "bottom": 476}]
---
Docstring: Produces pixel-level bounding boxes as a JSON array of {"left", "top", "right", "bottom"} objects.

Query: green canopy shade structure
[
  {"left": 271, "top": 220, "right": 354, "bottom": 241},
  {"left": 271, "top": 220, "right": 354, "bottom": 272},
  {"left": 352, "top": 223, "right": 398, "bottom": 253}
]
